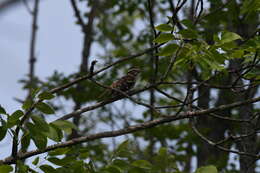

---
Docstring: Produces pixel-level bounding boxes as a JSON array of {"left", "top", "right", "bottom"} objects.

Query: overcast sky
[{"left": 0, "top": 0, "right": 87, "bottom": 113}]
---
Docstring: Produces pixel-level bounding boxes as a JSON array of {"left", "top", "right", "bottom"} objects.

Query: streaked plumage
[{"left": 98, "top": 67, "right": 141, "bottom": 99}]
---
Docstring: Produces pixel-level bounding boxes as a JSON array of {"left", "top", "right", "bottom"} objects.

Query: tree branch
[
  {"left": 11, "top": 0, "right": 40, "bottom": 159},
  {"left": 2, "top": 95, "right": 260, "bottom": 165},
  {"left": 70, "top": 0, "right": 85, "bottom": 29}
]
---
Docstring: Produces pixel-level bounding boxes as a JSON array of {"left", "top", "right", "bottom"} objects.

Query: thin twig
[
  {"left": 70, "top": 0, "right": 85, "bottom": 29},
  {"left": 50, "top": 43, "right": 163, "bottom": 94},
  {"left": 167, "top": 0, "right": 184, "bottom": 30},
  {"left": 161, "top": 43, "right": 183, "bottom": 81},
  {"left": 155, "top": 87, "right": 184, "bottom": 103},
  {"left": 155, "top": 87, "right": 257, "bottom": 124},
  {"left": 22, "top": 0, "right": 32, "bottom": 14},
  {"left": 231, "top": 51, "right": 259, "bottom": 89},
  {"left": 147, "top": 0, "right": 159, "bottom": 79},
  {"left": 194, "top": 0, "right": 203, "bottom": 25},
  {"left": 56, "top": 84, "right": 156, "bottom": 121},
  {"left": 200, "top": 0, "right": 232, "bottom": 20},
  {"left": 56, "top": 87, "right": 260, "bottom": 122},
  {"left": 90, "top": 79, "right": 160, "bottom": 114}
]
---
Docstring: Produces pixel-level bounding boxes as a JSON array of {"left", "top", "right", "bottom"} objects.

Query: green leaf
[
  {"left": 117, "top": 140, "right": 129, "bottom": 151},
  {"left": 38, "top": 91, "right": 55, "bottom": 100},
  {"left": 12, "top": 110, "right": 24, "bottom": 117},
  {"left": 181, "top": 19, "right": 195, "bottom": 29},
  {"left": 231, "top": 49, "right": 244, "bottom": 59},
  {"left": 103, "top": 166, "right": 121, "bottom": 173},
  {"left": 153, "top": 147, "right": 176, "bottom": 170},
  {"left": 26, "top": 122, "right": 47, "bottom": 149},
  {"left": 31, "top": 134, "right": 47, "bottom": 150},
  {"left": 195, "top": 165, "right": 218, "bottom": 173},
  {"left": 36, "top": 102, "right": 55, "bottom": 114},
  {"left": 47, "top": 157, "right": 64, "bottom": 166},
  {"left": 0, "top": 105, "right": 6, "bottom": 114},
  {"left": 43, "top": 124, "right": 63, "bottom": 142},
  {"left": 155, "top": 24, "right": 174, "bottom": 31},
  {"left": 31, "top": 115, "right": 49, "bottom": 132},
  {"left": 241, "top": 0, "right": 260, "bottom": 16},
  {"left": 31, "top": 88, "right": 41, "bottom": 99},
  {"left": 22, "top": 99, "right": 33, "bottom": 110},
  {"left": 178, "top": 29, "right": 198, "bottom": 39},
  {"left": 0, "top": 126, "right": 7, "bottom": 141},
  {"left": 201, "top": 57, "right": 225, "bottom": 71},
  {"left": 79, "top": 150, "right": 89, "bottom": 159},
  {"left": 153, "top": 33, "right": 174, "bottom": 43},
  {"left": 219, "top": 31, "right": 241, "bottom": 44},
  {"left": 158, "top": 147, "right": 167, "bottom": 157},
  {"left": 29, "top": 169, "right": 38, "bottom": 173},
  {"left": 7, "top": 110, "right": 24, "bottom": 128},
  {"left": 114, "top": 139, "right": 132, "bottom": 157},
  {"left": 10, "top": 110, "right": 23, "bottom": 118},
  {"left": 0, "top": 120, "right": 7, "bottom": 141},
  {"left": 52, "top": 120, "right": 77, "bottom": 134},
  {"left": 17, "top": 160, "right": 29, "bottom": 172},
  {"left": 113, "top": 159, "right": 129, "bottom": 169},
  {"left": 0, "top": 165, "right": 13, "bottom": 173},
  {"left": 132, "top": 160, "right": 152, "bottom": 169},
  {"left": 158, "top": 44, "right": 179, "bottom": 56},
  {"left": 209, "top": 49, "right": 226, "bottom": 63},
  {"left": 21, "top": 130, "right": 30, "bottom": 152},
  {"left": 244, "top": 69, "right": 260, "bottom": 80},
  {"left": 32, "top": 157, "right": 40, "bottom": 165},
  {"left": 48, "top": 147, "right": 70, "bottom": 156},
  {"left": 48, "top": 157, "right": 75, "bottom": 166},
  {"left": 86, "top": 161, "right": 96, "bottom": 172},
  {"left": 39, "top": 165, "right": 56, "bottom": 173}
]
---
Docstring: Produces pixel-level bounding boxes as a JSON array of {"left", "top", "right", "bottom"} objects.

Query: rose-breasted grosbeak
[{"left": 98, "top": 67, "right": 141, "bottom": 99}]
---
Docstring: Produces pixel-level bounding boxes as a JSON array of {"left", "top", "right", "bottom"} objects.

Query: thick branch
[{"left": 2, "top": 95, "right": 260, "bottom": 164}]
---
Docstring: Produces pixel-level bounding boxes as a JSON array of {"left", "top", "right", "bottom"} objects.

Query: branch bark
[{"left": 2, "top": 95, "right": 260, "bottom": 165}]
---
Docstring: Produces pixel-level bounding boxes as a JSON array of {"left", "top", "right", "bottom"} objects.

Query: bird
[{"left": 98, "top": 67, "right": 141, "bottom": 99}]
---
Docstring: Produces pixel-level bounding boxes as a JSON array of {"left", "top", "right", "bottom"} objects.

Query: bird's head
[{"left": 127, "top": 67, "right": 141, "bottom": 76}]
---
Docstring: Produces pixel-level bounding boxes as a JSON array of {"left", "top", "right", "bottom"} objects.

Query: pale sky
[{"left": 0, "top": 0, "right": 97, "bottom": 112}]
